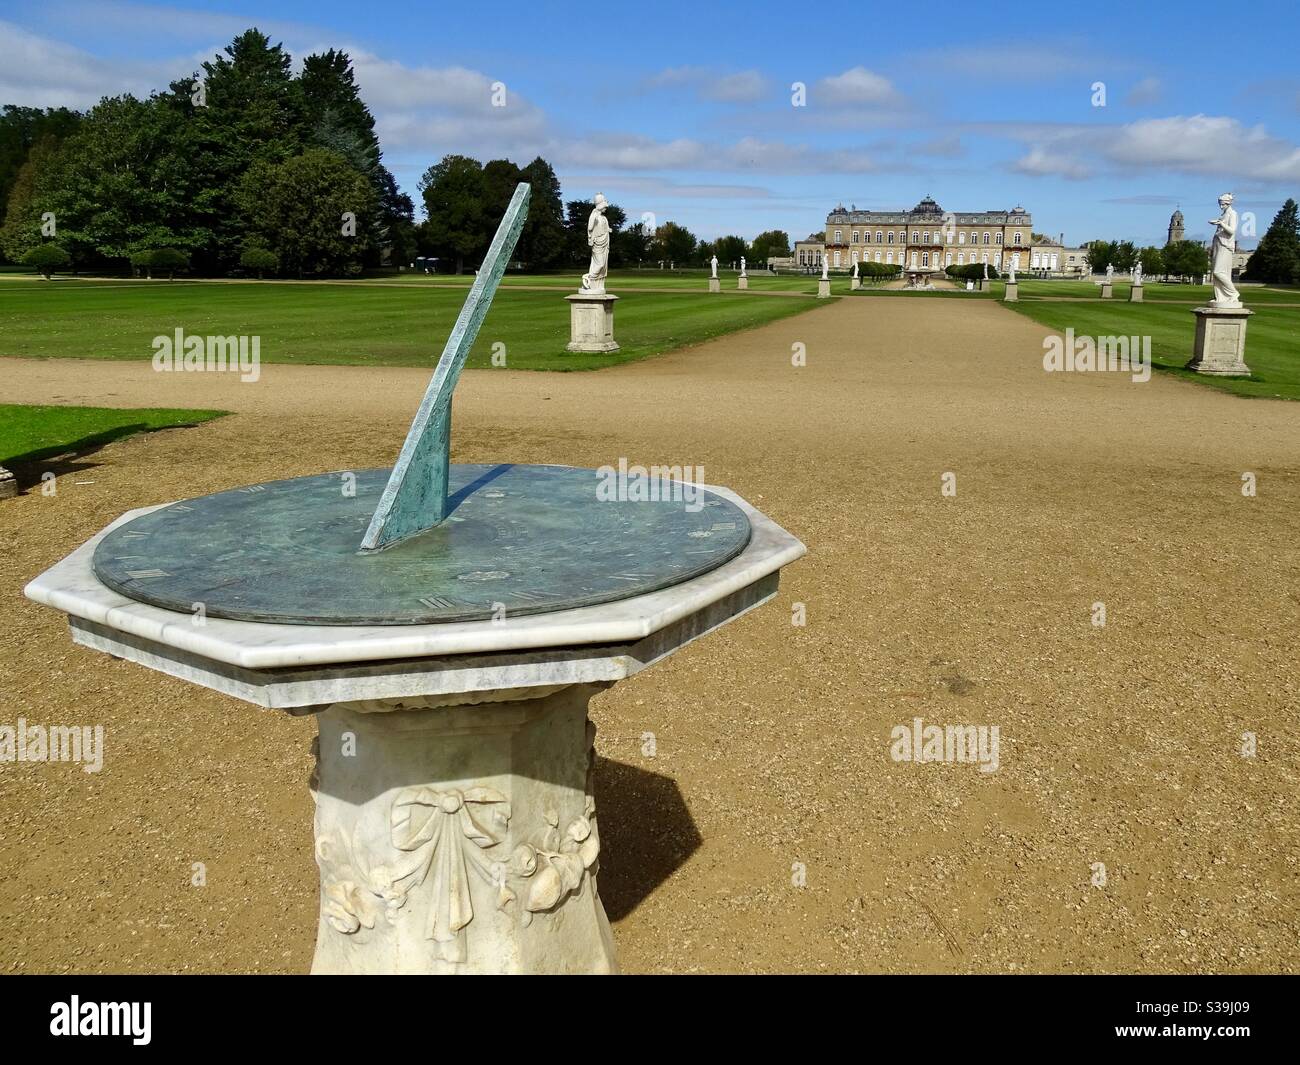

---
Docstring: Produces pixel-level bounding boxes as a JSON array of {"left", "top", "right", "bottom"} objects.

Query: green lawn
[
  {"left": 1, "top": 403, "right": 227, "bottom": 466},
  {"left": 1002, "top": 299, "right": 1300, "bottom": 400},
  {"left": 0, "top": 276, "right": 824, "bottom": 371}
]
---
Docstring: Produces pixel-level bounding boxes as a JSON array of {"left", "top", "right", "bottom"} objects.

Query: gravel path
[{"left": 2, "top": 294, "right": 1297, "bottom": 973}]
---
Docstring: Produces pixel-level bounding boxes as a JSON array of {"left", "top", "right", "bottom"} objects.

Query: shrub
[
  {"left": 23, "top": 243, "right": 71, "bottom": 279},
  {"left": 239, "top": 246, "right": 280, "bottom": 279}
]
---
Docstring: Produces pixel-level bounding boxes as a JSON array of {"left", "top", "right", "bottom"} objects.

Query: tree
[
  {"left": 1163, "top": 239, "right": 1209, "bottom": 281},
  {"left": 239, "top": 246, "right": 279, "bottom": 278},
  {"left": 0, "top": 134, "right": 68, "bottom": 264},
  {"left": 1243, "top": 199, "right": 1299, "bottom": 284},
  {"left": 238, "top": 148, "right": 377, "bottom": 277},
  {"left": 298, "top": 49, "right": 380, "bottom": 181},
  {"left": 714, "top": 235, "right": 747, "bottom": 266},
  {"left": 151, "top": 247, "right": 190, "bottom": 280},
  {"left": 565, "top": 198, "right": 627, "bottom": 266},
  {"left": 516, "top": 157, "right": 565, "bottom": 270},
  {"left": 376, "top": 165, "right": 416, "bottom": 266},
  {"left": 419, "top": 155, "right": 488, "bottom": 273},
  {"left": 1112, "top": 241, "right": 1137, "bottom": 272},
  {"left": 749, "top": 229, "right": 791, "bottom": 262},
  {"left": 1086, "top": 240, "right": 1116, "bottom": 274},
  {"left": 23, "top": 243, "right": 70, "bottom": 278},
  {"left": 651, "top": 221, "right": 696, "bottom": 264},
  {"left": 1138, "top": 245, "right": 1165, "bottom": 278},
  {"left": 0, "top": 105, "right": 82, "bottom": 246}
]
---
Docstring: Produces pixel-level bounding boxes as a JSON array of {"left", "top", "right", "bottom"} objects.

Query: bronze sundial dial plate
[{"left": 91, "top": 464, "right": 752, "bottom": 625}]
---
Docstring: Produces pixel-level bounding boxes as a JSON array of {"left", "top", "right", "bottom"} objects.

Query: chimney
[{"left": 1059, "top": 232, "right": 1064, "bottom": 246}]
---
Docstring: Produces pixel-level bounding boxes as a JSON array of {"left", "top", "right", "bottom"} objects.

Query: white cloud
[
  {"left": 643, "top": 66, "right": 769, "bottom": 103},
  {"left": 1007, "top": 115, "right": 1300, "bottom": 184},
  {"left": 814, "top": 66, "right": 900, "bottom": 106}
]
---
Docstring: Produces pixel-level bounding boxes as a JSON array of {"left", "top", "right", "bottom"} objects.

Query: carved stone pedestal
[
  {"left": 1100, "top": 282, "right": 1113, "bottom": 299},
  {"left": 737, "top": 276, "right": 748, "bottom": 290},
  {"left": 0, "top": 465, "right": 15, "bottom": 499},
  {"left": 817, "top": 279, "right": 831, "bottom": 298},
  {"left": 1186, "top": 304, "right": 1252, "bottom": 376},
  {"left": 311, "top": 685, "right": 615, "bottom": 974},
  {"left": 25, "top": 486, "right": 806, "bottom": 975},
  {"left": 565, "top": 293, "right": 619, "bottom": 353},
  {"left": 708, "top": 278, "right": 720, "bottom": 293},
  {"left": 1129, "top": 283, "right": 1143, "bottom": 302},
  {"left": 850, "top": 278, "right": 861, "bottom": 290},
  {"left": 1003, "top": 281, "right": 1018, "bottom": 302}
]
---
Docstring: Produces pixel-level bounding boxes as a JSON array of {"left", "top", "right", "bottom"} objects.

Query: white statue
[
  {"left": 710, "top": 255, "right": 718, "bottom": 279},
  {"left": 1007, "top": 265, "right": 1016, "bottom": 284},
  {"left": 580, "top": 193, "right": 610, "bottom": 293},
  {"left": 820, "top": 256, "right": 829, "bottom": 281},
  {"left": 1106, "top": 262, "right": 1114, "bottom": 282},
  {"left": 740, "top": 256, "right": 747, "bottom": 278},
  {"left": 982, "top": 261, "right": 988, "bottom": 280},
  {"left": 852, "top": 260, "right": 859, "bottom": 278},
  {"left": 1208, "top": 193, "right": 1241, "bottom": 307},
  {"left": 1132, "top": 260, "right": 1143, "bottom": 286}
]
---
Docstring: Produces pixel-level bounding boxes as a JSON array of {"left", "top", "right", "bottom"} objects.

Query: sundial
[{"left": 90, "top": 182, "right": 751, "bottom": 625}]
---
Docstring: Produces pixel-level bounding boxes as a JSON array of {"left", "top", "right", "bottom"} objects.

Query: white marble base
[
  {"left": 565, "top": 293, "right": 619, "bottom": 353},
  {"left": 0, "top": 465, "right": 15, "bottom": 499},
  {"left": 850, "top": 278, "right": 861, "bottom": 290},
  {"left": 737, "top": 277, "right": 748, "bottom": 290},
  {"left": 1003, "top": 282, "right": 1018, "bottom": 302},
  {"left": 708, "top": 278, "right": 720, "bottom": 293},
  {"left": 817, "top": 279, "right": 831, "bottom": 298},
  {"left": 1100, "top": 283, "right": 1113, "bottom": 299},
  {"left": 1129, "top": 284, "right": 1143, "bottom": 302},
  {"left": 1186, "top": 305, "right": 1252, "bottom": 376},
  {"left": 24, "top": 481, "right": 805, "bottom": 975},
  {"left": 311, "top": 684, "right": 616, "bottom": 974}
]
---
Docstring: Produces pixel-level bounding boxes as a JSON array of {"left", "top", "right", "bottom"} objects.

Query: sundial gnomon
[{"left": 93, "top": 183, "right": 752, "bottom": 625}]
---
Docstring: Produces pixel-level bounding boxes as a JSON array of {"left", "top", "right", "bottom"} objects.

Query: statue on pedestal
[
  {"left": 1133, "top": 260, "right": 1143, "bottom": 286},
  {"left": 710, "top": 255, "right": 718, "bottom": 279},
  {"left": 1106, "top": 263, "right": 1114, "bottom": 282},
  {"left": 740, "top": 256, "right": 747, "bottom": 278},
  {"left": 852, "top": 260, "right": 859, "bottom": 278},
  {"left": 580, "top": 194, "right": 610, "bottom": 294},
  {"left": 821, "top": 256, "right": 829, "bottom": 281},
  {"left": 1209, "top": 193, "right": 1242, "bottom": 307},
  {"left": 982, "top": 261, "right": 989, "bottom": 280}
]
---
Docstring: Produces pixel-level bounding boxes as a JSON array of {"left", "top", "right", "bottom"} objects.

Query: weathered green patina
[
  {"left": 360, "top": 181, "right": 531, "bottom": 552},
  {"left": 91, "top": 464, "right": 751, "bottom": 625}
]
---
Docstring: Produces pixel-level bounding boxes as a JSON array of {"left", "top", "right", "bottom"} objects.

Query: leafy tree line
[
  {"left": 414, "top": 154, "right": 793, "bottom": 274},
  {"left": 1086, "top": 238, "right": 1208, "bottom": 281},
  {"left": 0, "top": 30, "right": 414, "bottom": 277}
]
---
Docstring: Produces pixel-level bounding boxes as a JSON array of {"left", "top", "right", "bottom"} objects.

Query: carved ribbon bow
[{"left": 390, "top": 787, "right": 510, "bottom": 963}]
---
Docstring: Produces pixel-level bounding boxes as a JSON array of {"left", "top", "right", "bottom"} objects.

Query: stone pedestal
[
  {"left": 1186, "top": 305, "right": 1252, "bottom": 376},
  {"left": 1129, "top": 284, "right": 1143, "bottom": 302},
  {"left": 737, "top": 277, "right": 748, "bottom": 290},
  {"left": 0, "top": 465, "right": 15, "bottom": 499},
  {"left": 1100, "top": 283, "right": 1113, "bottom": 299},
  {"left": 850, "top": 278, "right": 861, "bottom": 290},
  {"left": 708, "top": 278, "right": 720, "bottom": 293},
  {"left": 817, "top": 279, "right": 831, "bottom": 298},
  {"left": 311, "top": 686, "right": 615, "bottom": 974},
  {"left": 25, "top": 488, "right": 805, "bottom": 976},
  {"left": 1003, "top": 281, "right": 1018, "bottom": 302},
  {"left": 565, "top": 293, "right": 619, "bottom": 354}
]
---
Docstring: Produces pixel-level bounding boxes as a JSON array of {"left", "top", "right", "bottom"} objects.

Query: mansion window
[
  {"left": 945, "top": 252, "right": 952, "bottom": 265},
  {"left": 886, "top": 251, "right": 893, "bottom": 263},
  {"left": 922, "top": 252, "right": 929, "bottom": 266},
  {"left": 887, "top": 232, "right": 895, "bottom": 244},
  {"left": 983, "top": 232, "right": 990, "bottom": 244},
  {"left": 957, "top": 252, "right": 964, "bottom": 264},
  {"left": 852, "top": 230, "right": 859, "bottom": 242},
  {"left": 834, "top": 229, "right": 842, "bottom": 242},
  {"left": 875, "top": 231, "right": 882, "bottom": 243},
  {"left": 995, "top": 233, "right": 1003, "bottom": 244},
  {"left": 911, "top": 231, "right": 919, "bottom": 242},
  {"left": 874, "top": 251, "right": 881, "bottom": 262},
  {"left": 834, "top": 250, "right": 841, "bottom": 266},
  {"left": 1014, "top": 232, "right": 1022, "bottom": 244},
  {"left": 958, "top": 232, "right": 966, "bottom": 244},
  {"left": 922, "top": 231, "right": 929, "bottom": 242}
]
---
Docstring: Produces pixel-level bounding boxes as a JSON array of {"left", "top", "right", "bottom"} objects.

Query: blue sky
[{"left": 3, "top": 0, "right": 1298, "bottom": 248}]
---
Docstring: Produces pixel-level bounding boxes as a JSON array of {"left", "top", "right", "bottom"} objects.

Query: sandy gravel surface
[{"left": 2, "top": 294, "right": 1297, "bottom": 973}]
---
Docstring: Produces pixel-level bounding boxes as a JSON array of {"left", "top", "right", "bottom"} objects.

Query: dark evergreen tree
[{"left": 1243, "top": 199, "right": 1299, "bottom": 284}]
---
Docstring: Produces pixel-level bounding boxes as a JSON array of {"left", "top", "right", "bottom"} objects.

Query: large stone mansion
[{"left": 794, "top": 196, "right": 1088, "bottom": 275}]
